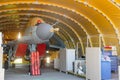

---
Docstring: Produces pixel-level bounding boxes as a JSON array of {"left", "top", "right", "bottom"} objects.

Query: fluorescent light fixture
[
  {"left": 14, "top": 58, "right": 22, "bottom": 64},
  {"left": 46, "top": 57, "right": 50, "bottom": 63},
  {"left": 18, "top": 32, "right": 21, "bottom": 39},
  {"left": 46, "top": 50, "right": 49, "bottom": 53}
]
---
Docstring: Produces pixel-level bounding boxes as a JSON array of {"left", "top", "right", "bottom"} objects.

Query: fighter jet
[{"left": 3, "top": 18, "right": 59, "bottom": 75}]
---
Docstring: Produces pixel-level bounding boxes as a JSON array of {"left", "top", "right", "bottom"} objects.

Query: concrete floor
[
  {"left": 4, "top": 66, "right": 119, "bottom": 80},
  {"left": 5, "top": 67, "right": 85, "bottom": 80},
  {"left": 111, "top": 72, "right": 119, "bottom": 80}
]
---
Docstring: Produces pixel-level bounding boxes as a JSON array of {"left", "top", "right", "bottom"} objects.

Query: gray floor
[
  {"left": 5, "top": 67, "right": 85, "bottom": 80},
  {"left": 5, "top": 67, "right": 119, "bottom": 80},
  {"left": 111, "top": 72, "right": 119, "bottom": 80}
]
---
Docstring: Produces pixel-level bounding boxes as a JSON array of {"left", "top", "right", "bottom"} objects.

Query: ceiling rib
[
  {"left": 0, "top": 0, "right": 119, "bottom": 54},
  {"left": 0, "top": 10, "right": 86, "bottom": 54},
  {"left": 75, "top": 0, "right": 120, "bottom": 46},
  {"left": 0, "top": 2, "right": 103, "bottom": 47}
]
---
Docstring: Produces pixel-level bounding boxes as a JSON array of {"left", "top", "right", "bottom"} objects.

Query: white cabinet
[
  {"left": 54, "top": 58, "right": 59, "bottom": 69},
  {"left": 73, "top": 60, "right": 85, "bottom": 74},
  {"left": 59, "top": 48, "right": 75, "bottom": 72},
  {"left": 86, "top": 47, "right": 101, "bottom": 80}
]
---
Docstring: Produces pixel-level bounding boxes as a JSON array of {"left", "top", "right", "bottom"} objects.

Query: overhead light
[
  {"left": 46, "top": 50, "right": 49, "bottom": 53},
  {"left": 18, "top": 32, "right": 21, "bottom": 39},
  {"left": 33, "top": 0, "right": 39, "bottom": 4},
  {"left": 84, "top": 1, "right": 88, "bottom": 6},
  {"left": 46, "top": 57, "right": 50, "bottom": 63},
  {"left": 14, "top": 58, "right": 22, "bottom": 64},
  {"left": 30, "top": 8, "right": 34, "bottom": 10}
]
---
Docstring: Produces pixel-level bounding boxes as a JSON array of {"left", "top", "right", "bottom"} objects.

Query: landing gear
[{"left": 29, "top": 44, "right": 40, "bottom": 76}]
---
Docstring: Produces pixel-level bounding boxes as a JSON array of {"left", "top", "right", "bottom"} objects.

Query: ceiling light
[
  {"left": 46, "top": 50, "right": 49, "bottom": 53},
  {"left": 14, "top": 58, "right": 22, "bottom": 64},
  {"left": 33, "top": 0, "right": 38, "bottom": 4},
  {"left": 18, "top": 32, "right": 21, "bottom": 39},
  {"left": 46, "top": 57, "right": 50, "bottom": 63}
]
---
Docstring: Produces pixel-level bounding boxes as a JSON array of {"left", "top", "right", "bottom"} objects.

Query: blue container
[
  {"left": 101, "top": 61, "right": 111, "bottom": 80},
  {"left": 109, "top": 55, "right": 118, "bottom": 72}
]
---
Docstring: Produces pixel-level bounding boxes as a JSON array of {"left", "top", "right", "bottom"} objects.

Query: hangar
[{"left": 0, "top": 0, "right": 120, "bottom": 80}]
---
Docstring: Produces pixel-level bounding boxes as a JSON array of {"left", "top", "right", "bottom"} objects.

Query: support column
[
  {"left": 99, "top": 34, "right": 102, "bottom": 48},
  {"left": 87, "top": 36, "right": 89, "bottom": 47},
  {"left": 0, "top": 32, "right": 4, "bottom": 80},
  {"left": 75, "top": 42, "right": 79, "bottom": 60},
  {"left": 119, "top": 66, "right": 120, "bottom": 80}
]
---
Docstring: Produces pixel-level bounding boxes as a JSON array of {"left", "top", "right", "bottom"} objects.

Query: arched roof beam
[
  {"left": 0, "top": 18, "right": 29, "bottom": 23},
  {"left": 0, "top": 10, "right": 85, "bottom": 54},
  {"left": 0, "top": 13, "right": 78, "bottom": 43},
  {"left": 0, "top": 2, "right": 103, "bottom": 53},
  {"left": 108, "top": 0, "right": 120, "bottom": 9},
  {"left": 75, "top": 0, "right": 120, "bottom": 46},
  {"left": 0, "top": 12, "right": 75, "bottom": 47},
  {"left": 55, "top": 26, "right": 76, "bottom": 48},
  {"left": 0, "top": 6, "right": 93, "bottom": 47},
  {"left": 0, "top": 0, "right": 119, "bottom": 47}
]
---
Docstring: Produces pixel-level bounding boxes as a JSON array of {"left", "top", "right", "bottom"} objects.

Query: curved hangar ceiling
[{"left": 0, "top": 0, "right": 120, "bottom": 55}]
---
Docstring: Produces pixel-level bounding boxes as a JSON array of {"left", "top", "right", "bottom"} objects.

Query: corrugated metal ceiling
[{"left": 0, "top": 0, "right": 120, "bottom": 55}]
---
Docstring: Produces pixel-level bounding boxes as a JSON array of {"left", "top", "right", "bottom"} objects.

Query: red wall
[
  {"left": 15, "top": 43, "right": 28, "bottom": 57},
  {"left": 37, "top": 43, "right": 46, "bottom": 57}
]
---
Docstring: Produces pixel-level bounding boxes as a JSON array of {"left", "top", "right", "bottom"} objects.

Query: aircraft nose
[{"left": 36, "top": 23, "right": 54, "bottom": 40}]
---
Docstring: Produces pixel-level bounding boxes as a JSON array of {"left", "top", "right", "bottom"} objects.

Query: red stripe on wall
[
  {"left": 37, "top": 43, "right": 46, "bottom": 57},
  {"left": 15, "top": 44, "right": 28, "bottom": 57}
]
